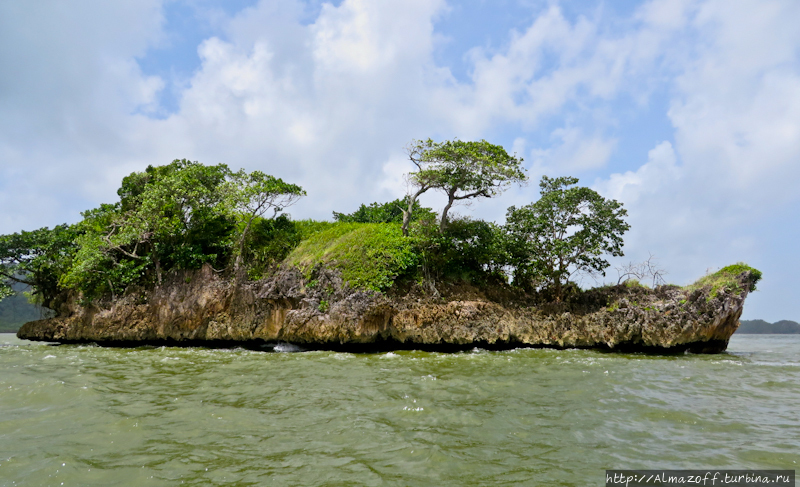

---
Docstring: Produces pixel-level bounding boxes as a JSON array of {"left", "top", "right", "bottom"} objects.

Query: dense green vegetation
[
  {"left": 505, "top": 176, "right": 629, "bottom": 300},
  {"left": 0, "top": 139, "right": 764, "bottom": 316},
  {"left": 332, "top": 198, "right": 436, "bottom": 224},
  {"left": 1, "top": 159, "right": 306, "bottom": 306},
  {"left": 402, "top": 139, "right": 526, "bottom": 234},
  {"left": 0, "top": 226, "right": 78, "bottom": 310}
]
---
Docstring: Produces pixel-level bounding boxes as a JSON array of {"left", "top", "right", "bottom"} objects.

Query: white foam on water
[
  {"left": 272, "top": 342, "right": 306, "bottom": 353},
  {"left": 709, "top": 360, "right": 744, "bottom": 366},
  {"left": 751, "top": 361, "right": 800, "bottom": 367},
  {"left": 328, "top": 352, "right": 353, "bottom": 360}
]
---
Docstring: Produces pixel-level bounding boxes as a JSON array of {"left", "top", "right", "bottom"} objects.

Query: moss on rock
[{"left": 685, "top": 262, "right": 762, "bottom": 298}]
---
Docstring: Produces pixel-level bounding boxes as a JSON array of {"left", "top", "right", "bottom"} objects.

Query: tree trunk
[
  {"left": 553, "top": 278, "right": 562, "bottom": 303},
  {"left": 401, "top": 186, "right": 429, "bottom": 237},
  {"left": 439, "top": 190, "right": 456, "bottom": 233},
  {"left": 401, "top": 197, "right": 414, "bottom": 237},
  {"left": 234, "top": 216, "right": 255, "bottom": 271},
  {"left": 553, "top": 261, "right": 565, "bottom": 302}
]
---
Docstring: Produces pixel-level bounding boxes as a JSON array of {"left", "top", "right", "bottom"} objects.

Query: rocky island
[
  {"left": 4, "top": 144, "right": 762, "bottom": 353},
  {"left": 18, "top": 262, "right": 758, "bottom": 353}
]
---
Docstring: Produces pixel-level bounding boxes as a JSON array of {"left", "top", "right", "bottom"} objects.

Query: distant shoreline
[{"left": 738, "top": 319, "right": 800, "bottom": 334}]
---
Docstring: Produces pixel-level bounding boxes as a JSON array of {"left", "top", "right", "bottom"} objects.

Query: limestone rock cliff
[{"left": 18, "top": 265, "right": 756, "bottom": 353}]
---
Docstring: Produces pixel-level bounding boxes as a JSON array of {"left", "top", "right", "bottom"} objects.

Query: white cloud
[
  {"left": 596, "top": 141, "right": 679, "bottom": 204},
  {"left": 669, "top": 0, "right": 800, "bottom": 200},
  {"left": 0, "top": 0, "right": 166, "bottom": 229},
  {"left": 435, "top": 5, "right": 617, "bottom": 135},
  {"left": 149, "top": 0, "right": 456, "bottom": 219},
  {"left": 590, "top": 1, "right": 800, "bottom": 319},
  {"left": 530, "top": 127, "right": 617, "bottom": 172},
  {"left": 377, "top": 154, "right": 413, "bottom": 197}
]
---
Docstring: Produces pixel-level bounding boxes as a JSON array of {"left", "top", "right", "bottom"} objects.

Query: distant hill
[
  {"left": 738, "top": 319, "right": 800, "bottom": 334},
  {"left": 0, "top": 282, "right": 50, "bottom": 333}
]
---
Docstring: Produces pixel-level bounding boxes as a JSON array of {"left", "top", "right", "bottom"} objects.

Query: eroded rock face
[{"left": 17, "top": 265, "right": 754, "bottom": 353}]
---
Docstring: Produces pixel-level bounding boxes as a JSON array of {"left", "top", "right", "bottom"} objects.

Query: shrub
[
  {"left": 332, "top": 198, "right": 436, "bottom": 224},
  {"left": 623, "top": 279, "right": 649, "bottom": 289},
  {"left": 410, "top": 216, "right": 510, "bottom": 284},
  {"left": 292, "top": 220, "right": 339, "bottom": 240},
  {"left": 241, "top": 215, "right": 302, "bottom": 279}
]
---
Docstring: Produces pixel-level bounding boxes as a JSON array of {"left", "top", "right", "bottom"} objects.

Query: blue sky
[{"left": 1, "top": 0, "right": 799, "bottom": 321}]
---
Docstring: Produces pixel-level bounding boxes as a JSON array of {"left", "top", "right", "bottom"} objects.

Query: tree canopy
[
  {"left": 230, "top": 169, "right": 306, "bottom": 269},
  {"left": 405, "top": 138, "right": 527, "bottom": 233},
  {"left": 1, "top": 160, "right": 306, "bottom": 305},
  {"left": 61, "top": 160, "right": 239, "bottom": 295},
  {"left": 505, "top": 176, "right": 629, "bottom": 300},
  {"left": 1, "top": 155, "right": 638, "bottom": 312},
  {"left": 0, "top": 225, "right": 77, "bottom": 310},
  {"left": 333, "top": 198, "right": 435, "bottom": 224}
]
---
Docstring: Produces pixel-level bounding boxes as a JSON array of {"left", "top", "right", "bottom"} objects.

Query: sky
[{"left": 1, "top": 0, "right": 799, "bottom": 321}]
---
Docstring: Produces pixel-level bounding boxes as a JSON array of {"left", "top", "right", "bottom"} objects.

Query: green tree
[
  {"left": 62, "top": 160, "right": 238, "bottom": 295},
  {"left": 2, "top": 160, "right": 306, "bottom": 306},
  {"left": 405, "top": 139, "right": 527, "bottom": 234},
  {"left": 401, "top": 141, "right": 440, "bottom": 236},
  {"left": 505, "top": 176, "right": 629, "bottom": 300},
  {"left": 412, "top": 216, "right": 511, "bottom": 285},
  {"left": 333, "top": 198, "right": 435, "bottom": 224},
  {"left": 230, "top": 170, "right": 306, "bottom": 270},
  {"left": 0, "top": 225, "right": 78, "bottom": 310}
]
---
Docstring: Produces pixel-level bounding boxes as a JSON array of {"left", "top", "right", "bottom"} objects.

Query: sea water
[{"left": 0, "top": 333, "right": 798, "bottom": 486}]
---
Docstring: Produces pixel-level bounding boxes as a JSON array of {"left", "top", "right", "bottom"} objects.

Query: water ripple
[{"left": 0, "top": 334, "right": 798, "bottom": 485}]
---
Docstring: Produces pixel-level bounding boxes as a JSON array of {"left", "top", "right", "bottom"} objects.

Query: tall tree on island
[
  {"left": 505, "top": 176, "right": 630, "bottom": 300},
  {"left": 230, "top": 170, "right": 306, "bottom": 271},
  {"left": 63, "top": 160, "right": 236, "bottom": 291},
  {"left": 401, "top": 138, "right": 527, "bottom": 235},
  {"left": 58, "top": 160, "right": 305, "bottom": 301},
  {"left": 401, "top": 141, "right": 438, "bottom": 236},
  {"left": 0, "top": 159, "right": 306, "bottom": 307}
]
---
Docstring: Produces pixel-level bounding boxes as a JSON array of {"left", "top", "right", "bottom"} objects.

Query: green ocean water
[{"left": 0, "top": 333, "right": 798, "bottom": 486}]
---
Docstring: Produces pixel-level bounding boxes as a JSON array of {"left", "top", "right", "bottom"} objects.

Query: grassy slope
[{"left": 283, "top": 222, "right": 418, "bottom": 292}]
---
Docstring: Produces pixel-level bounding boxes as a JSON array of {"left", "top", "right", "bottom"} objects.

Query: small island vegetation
[{"left": 1, "top": 139, "right": 762, "bottom": 325}]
